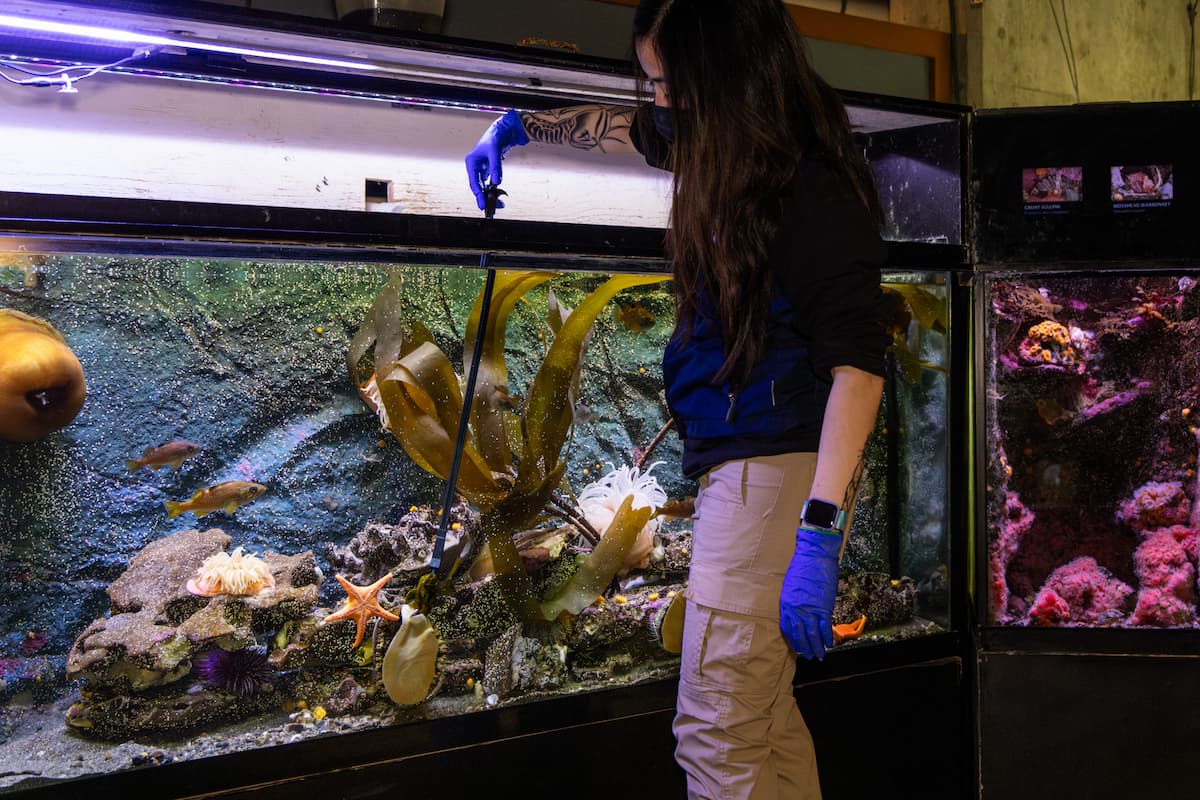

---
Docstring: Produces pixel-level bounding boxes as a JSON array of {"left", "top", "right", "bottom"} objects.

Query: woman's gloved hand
[
  {"left": 465, "top": 109, "right": 529, "bottom": 211},
  {"left": 779, "top": 526, "right": 842, "bottom": 660}
]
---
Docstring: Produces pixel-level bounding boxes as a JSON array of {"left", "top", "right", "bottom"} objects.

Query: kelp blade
[
  {"left": 886, "top": 284, "right": 947, "bottom": 333},
  {"left": 540, "top": 495, "right": 652, "bottom": 620},
  {"left": 520, "top": 274, "right": 669, "bottom": 488},
  {"left": 462, "top": 272, "right": 554, "bottom": 474},
  {"left": 377, "top": 351, "right": 506, "bottom": 509}
]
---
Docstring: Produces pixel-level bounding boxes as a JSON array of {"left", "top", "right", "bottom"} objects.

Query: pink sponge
[{"left": 990, "top": 491, "right": 1035, "bottom": 622}]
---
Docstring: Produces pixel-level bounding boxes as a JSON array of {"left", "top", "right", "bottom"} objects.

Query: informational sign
[
  {"left": 1022, "top": 166, "right": 1082, "bottom": 215},
  {"left": 1111, "top": 164, "right": 1173, "bottom": 212}
]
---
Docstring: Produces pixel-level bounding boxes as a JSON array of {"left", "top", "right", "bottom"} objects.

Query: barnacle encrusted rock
[
  {"left": 833, "top": 572, "right": 918, "bottom": 629},
  {"left": 67, "top": 528, "right": 322, "bottom": 699},
  {"left": 324, "top": 503, "right": 475, "bottom": 587}
]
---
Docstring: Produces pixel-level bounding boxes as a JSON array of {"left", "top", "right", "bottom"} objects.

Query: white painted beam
[{"left": 0, "top": 71, "right": 673, "bottom": 227}]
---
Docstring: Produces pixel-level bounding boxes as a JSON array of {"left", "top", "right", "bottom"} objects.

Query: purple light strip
[{"left": 0, "top": 13, "right": 381, "bottom": 72}]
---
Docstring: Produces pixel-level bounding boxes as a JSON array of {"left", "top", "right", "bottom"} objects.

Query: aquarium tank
[
  {"left": 0, "top": 248, "right": 955, "bottom": 789},
  {"left": 0, "top": 3, "right": 965, "bottom": 793},
  {"left": 974, "top": 103, "right": 1200, "bottom": 633},
  {"left": 983, "top": 270, "right": 1200, "bottom": 628}
]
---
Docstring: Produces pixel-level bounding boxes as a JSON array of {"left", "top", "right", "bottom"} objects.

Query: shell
[
  {"left": 382, "top": 604, "right": 442, "bottom": 706},
  {"left": 652, "top": 591, "right": 685, "bottom": 654}
]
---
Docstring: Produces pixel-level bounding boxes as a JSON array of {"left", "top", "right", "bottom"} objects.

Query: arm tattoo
[
  {"left": 522, "top": 106, "right": 634, "bottom": 152},
  {"left": 841, "top": 448, "right": 869, "bottom": 510}
]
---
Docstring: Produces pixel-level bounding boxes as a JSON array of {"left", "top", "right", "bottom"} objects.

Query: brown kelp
[
  {"left": 882, "top": 283, "right": 948, "bottom": 383},
  {"left": 348, "top": 271, "right": 669, "bottom": 620},
  {"left": 540, "top": 495, "right": 653, "bottom": 620}
]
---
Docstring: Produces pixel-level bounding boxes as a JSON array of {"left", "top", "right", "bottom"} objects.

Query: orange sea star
[{"left": 322, "top": 572, "right": 399, "bottom": 648}]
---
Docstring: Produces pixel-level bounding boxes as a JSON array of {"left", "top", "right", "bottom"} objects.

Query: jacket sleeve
[{"left": 771, "top": 160, "right": 890, "bottom": 381}]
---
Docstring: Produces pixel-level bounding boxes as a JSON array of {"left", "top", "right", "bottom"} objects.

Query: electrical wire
[
  {"left": 0, "top": 47, "right": 156, "bottom": 92},
  {"left": 1048, "top": 0, "right": 1080, "bottom": 102},
  {"left": 1188, "top": 0, "right": 1198, "bottom": 100}
]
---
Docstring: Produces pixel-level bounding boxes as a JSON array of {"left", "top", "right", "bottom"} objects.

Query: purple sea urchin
[{"left": 194, "top": 646, "right": 273, "bottom": 698}]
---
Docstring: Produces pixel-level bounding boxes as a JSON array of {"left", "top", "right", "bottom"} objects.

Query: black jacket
[{"left": 631, "top": 114, "right": 888, "bottom": 479}]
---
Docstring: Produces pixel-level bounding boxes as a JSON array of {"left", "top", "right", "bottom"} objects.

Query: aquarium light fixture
[
  {"left": 0, "top": 14, "right": 383, "bottom": 73},
  {"left": 0, "top": 5, "right": 642, "bottom": 106}
]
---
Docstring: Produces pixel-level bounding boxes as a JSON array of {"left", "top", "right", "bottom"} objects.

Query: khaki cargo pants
[{"left": 674, "top": 452, "right": 825, "bottom": 800}]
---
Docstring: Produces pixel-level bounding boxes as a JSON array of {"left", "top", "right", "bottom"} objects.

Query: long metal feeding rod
[{"left": 429, "top": 184, "right": 504, "bottom": 574}]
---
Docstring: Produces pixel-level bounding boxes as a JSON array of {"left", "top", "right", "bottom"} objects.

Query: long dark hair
[{"left": 633, "top": 0, "right": 881, "bottom": 386}]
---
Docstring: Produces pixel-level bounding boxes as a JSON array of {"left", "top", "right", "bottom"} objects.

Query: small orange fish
[
  {"left": 614, "top": 301, "right": 655, "bottom": 332},
  {"left": 125, "top": 440, "right": 202, "bottom": 472},
  {"left": 833, "top": 614, "right": 867, "bottom": 644},
  {"left": 164, "top": 480, "right": 267, "bottom": 519}
]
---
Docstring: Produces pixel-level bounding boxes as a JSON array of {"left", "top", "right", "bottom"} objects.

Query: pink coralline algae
[
  {"left": 1116, "top": 480, "right": 1192, "bottom": 533},
  {"left": 989, "top": 491, "right": 1035, "bottom": 622},
  {"left": 1028, "top": 556, "right": 1133, "bottom": 626},
  {"left": 1129, "top": 529, "right": 1197, "bottom": 627},
  {"left": 1017, "top": 320, "right": 1080, "bottom": 370}
]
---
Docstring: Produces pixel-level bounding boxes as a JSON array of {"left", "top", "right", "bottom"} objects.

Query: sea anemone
[
  {"left": 186, "top": 546, "right": 276, "bottom": 597},
  {"left": 1117, "top": 481, "right": 1191, "bottom": 534},
  {"left": 194, "top": 646, "right": 273, "bottom": 698},
  {"left": 578, "top": 462, "right": 667, "bottom": 573}
]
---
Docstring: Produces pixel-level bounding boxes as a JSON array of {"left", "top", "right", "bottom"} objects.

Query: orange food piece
[{"left": 832, "top": 614, "right": 868, "bottom": 643}]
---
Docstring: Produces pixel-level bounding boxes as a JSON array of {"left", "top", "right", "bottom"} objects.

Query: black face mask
[{"left": 652, "top": 104, "right": 674, "bottom": 142}]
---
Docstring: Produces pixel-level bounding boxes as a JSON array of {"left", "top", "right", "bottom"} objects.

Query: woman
[{"left": 464, "top": 1, "right": 886, "bottom": 797}]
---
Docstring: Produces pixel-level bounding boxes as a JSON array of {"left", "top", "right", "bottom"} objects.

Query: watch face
[{"left": 803, "top": 499, "right": 840, "bottom": 529}]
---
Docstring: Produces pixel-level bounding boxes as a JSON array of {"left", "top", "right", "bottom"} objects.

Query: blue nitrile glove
[
  {"left": 780, "top": 526, "right": 842, "bottom": 660},
  {"left": 465, "top": 109, "right": 529, "bottom": 211}
]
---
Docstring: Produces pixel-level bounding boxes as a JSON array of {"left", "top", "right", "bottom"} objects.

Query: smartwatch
[{"left": 800, "top": 497, "right": 849, "bottom": 534}]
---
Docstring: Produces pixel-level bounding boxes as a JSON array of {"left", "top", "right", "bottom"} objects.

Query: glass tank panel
[
  {"left": 0, "top": 250, "right": 950, "bottom": 790},
  {"left": 984, "top": 271, "right": 1200, "bottom": 628},
  {"left": 859, "top": 114, "right": 963, "bottom": 247}
]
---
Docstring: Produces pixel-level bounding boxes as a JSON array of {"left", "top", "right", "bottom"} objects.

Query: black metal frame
[{"left": 0, "top": 191, "right": 969, "bottom": 273}]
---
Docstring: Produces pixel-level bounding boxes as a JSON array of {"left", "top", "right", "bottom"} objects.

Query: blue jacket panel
[{"left": 662, "top": 291, "right": 829, "bottom": 442}]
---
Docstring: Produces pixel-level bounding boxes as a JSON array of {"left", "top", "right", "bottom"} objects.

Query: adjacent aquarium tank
[
  {"left": 983, "top": 270, "right": 1200, "bottom": 627},
  {"left": 0, "top": 2, "right": 968, "bottom": 796},
  {"left": 974, "top": 102, "right": 1200, "bottom": 631},
  {"left": 973, "top": 101, "right": 1200, "bottom": 800}
]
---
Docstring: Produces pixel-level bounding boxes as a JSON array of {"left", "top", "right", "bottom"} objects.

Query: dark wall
[
  {"left": 209, "top": 0, "right": 934, "bottom": 100},
  {"left": 213, "top": 0, "right": 639, "bottom": 59}
]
